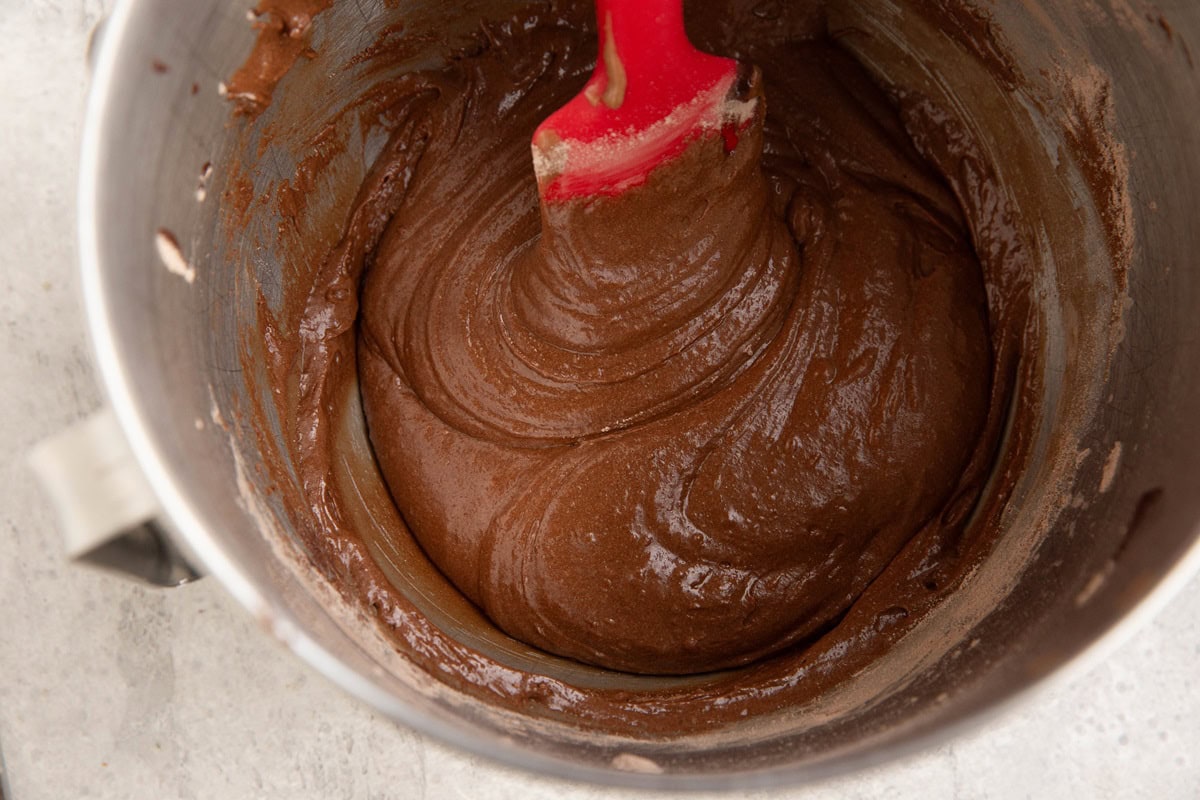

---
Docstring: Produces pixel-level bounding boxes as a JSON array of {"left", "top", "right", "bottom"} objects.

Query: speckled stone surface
[{"left": 2, "top": 2, "right": 1199, "bottom": 798}]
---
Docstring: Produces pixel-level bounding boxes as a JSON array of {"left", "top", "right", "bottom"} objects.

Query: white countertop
[{"left": 2, "top": 2, "right": 1198, "bottom": 798}]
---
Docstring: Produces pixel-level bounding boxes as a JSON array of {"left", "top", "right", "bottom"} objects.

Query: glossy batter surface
[{"left": 352, "top": 16, "right": 992, "bottom": 674}]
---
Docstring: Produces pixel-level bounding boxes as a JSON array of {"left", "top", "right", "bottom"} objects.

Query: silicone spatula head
[{"left": 532, "top": 0, "right": 753, "bottom": 202}]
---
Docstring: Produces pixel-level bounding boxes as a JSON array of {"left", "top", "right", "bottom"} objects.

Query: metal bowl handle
[{"left": 28, "top": 408, "right": 201, "bottom": 587}]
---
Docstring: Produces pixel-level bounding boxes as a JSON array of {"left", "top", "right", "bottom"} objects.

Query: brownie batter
[
  {"left": 355, "top": 37, "right": 993, "bottom": 676},
  {"left": 354, "top": 33, "right": 991, "bottom": 673},
  {"left": 233, "top": 0, "right": 1041, "bottom": 731}
]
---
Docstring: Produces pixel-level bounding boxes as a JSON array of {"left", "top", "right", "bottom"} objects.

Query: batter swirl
[{"left": 354, "top": 28, "right": 992, "bottom": 674}]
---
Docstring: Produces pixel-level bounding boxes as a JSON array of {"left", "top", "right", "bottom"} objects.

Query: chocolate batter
[
  {"left": 355, "top": 33, "right": 991, "bottom": 673},
  {"left": 233, "top": 0, "right": 1038, "bottom": 730}
]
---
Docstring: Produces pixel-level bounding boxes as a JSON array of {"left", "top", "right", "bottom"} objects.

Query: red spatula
[{"left": 532, "top": 0, "right": 755, "bottom": 201}]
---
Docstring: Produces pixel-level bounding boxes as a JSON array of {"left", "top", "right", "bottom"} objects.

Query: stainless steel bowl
[{"left": 80, "top": 0, "right": 1200, "bottom": 789}]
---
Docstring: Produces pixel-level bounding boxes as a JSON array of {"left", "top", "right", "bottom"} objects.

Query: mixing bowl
[{"left": 79, "top": 0, "right": 1200, "bottom": 789}]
